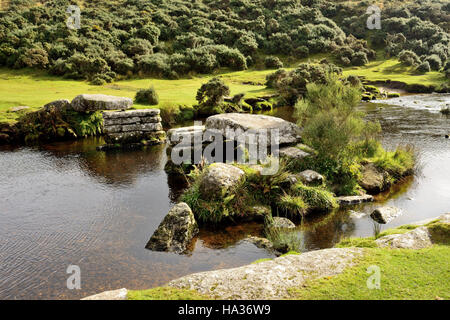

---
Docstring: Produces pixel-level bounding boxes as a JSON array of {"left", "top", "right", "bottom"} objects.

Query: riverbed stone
[
  {"left": 71, "top": 94, "right": 133, "bottom": 112},
  {"left": 168, "top": 248, "right": 363, "bottom": 299},
  {"left": 375, "top": 227, "right": 432, "bottom": 249},
  {"left": 337, "top": 195, "right": 374, "bottom": 206},
  {"left": 298, "top": 170, "right": 324, "bottom": 185},
  {"left": 199, "top": 163, "right": 245, "bottom": 199},
  {"left": 370, "top": 206, "right": 403, "bottom": 224},
  {"left": 146, "top": 202, "right": 199, "bottom": 254},
  {"left": 205, "top": 113, "right": 302, "bottom": 146}
]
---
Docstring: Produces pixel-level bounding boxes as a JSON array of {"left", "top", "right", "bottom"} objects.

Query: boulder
[
  {"left": 244, "top": 236, "right": 274, "bottom": 251},
  {"left": 241, "top": 205, "right": 271, "bottom": 222},
  {"left": 370, "top": 206, "right": 403, "bottom": 224},
  {"left": 71, "top": 94, "right": 133, "bottom": 112},
  {"left": 279, "top": 147, "right": 310, "bottom": 161},
  {"left": 298, "top": 170, "right": 324, "bottom": 185},
  {"left": 205, "top": 113, "right": 302, "bottom": 146},
  {"left": 167, "top": 125, "right": 205, "bottom": 146},
  {"left": 359, "top": 163, "right": 387, "bottom": 194},
  {"left": 146, "top": 202, "right": 199, "bottom": 254},
  {"left": 270, "top": 217, "right": 296, "bottom": 229},
  {"left": 376, "top": 227, "right": 432, "bottom": 249},
  {"left": 43, "top": 99, "right": 71, "bottom": 112},
  {"left": 199, "top": 163, "right": 245, "bottom": 199}
]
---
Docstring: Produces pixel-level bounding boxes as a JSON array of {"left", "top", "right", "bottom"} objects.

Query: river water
[{"left": 0, "top": 94, "right": 449, "bottom": 299}]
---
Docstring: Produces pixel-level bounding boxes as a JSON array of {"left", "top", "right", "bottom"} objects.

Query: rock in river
[
  {"left": 199, "top": 163, "right": 245, "bottom": 199},
  {"left": 370, "top": 206, "right": 403, "bottom": 224},
  {"left": 359, "top": 163, "right": 387, "bottom": 194},
  {"left": 146, "top": 202, "right": 199, "bottom": 254},
  {"left": 269, "top": 217, "right": 296, "bottom": 229},
  {"left": 71, "top": 94, "right": 133, "bottom": 112},
  {"left": 205, "top": 113, "right": 302, "bottom": 146}
]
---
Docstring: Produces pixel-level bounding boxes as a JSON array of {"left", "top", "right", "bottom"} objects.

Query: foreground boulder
[
  {"left": 146, "top": 202, "right": 199, "bottom": 254},
  {"left": 71, "top": 94, "right": 133, "bottom": 112},
  {"left": 168, "top": 248, "right": 363, "bottom": 299},
  {"left": 370, "top": 206, "right": 403, "bottom": 224},
  {"left": 376, "top": 227, "right": 432, "bottom": 249},
  {"left": 199, "top": 163, "right": 245, "bottom": 199},
  {"left": 205, "top": 113, "right": 302, "bottom": 146}
]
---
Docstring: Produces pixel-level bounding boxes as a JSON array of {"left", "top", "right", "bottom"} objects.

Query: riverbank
[{"left": 83, "top": 213, "right": 450, "bottom": 300}]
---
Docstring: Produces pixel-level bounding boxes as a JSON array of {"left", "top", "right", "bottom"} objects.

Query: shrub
[
  {"left": 398, "top": 50, "right": 420, "bottom": 66},
  {"left": 424, "top": 54, "right": 442, "bottom": 71},
  {"left": 195, "top": 77, "right": 230, "bottom": 107},
  {"left": 135, "top": 86, "right": 159, "bottom": 105},
  {"left": 264, "top": 56, "right": 283, "bottom": 69},
  {"left": 416, "top": 61, "right": 431, "bottom": 73}
]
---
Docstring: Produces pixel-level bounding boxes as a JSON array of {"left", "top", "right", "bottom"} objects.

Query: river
[{"left": 0, "top": 94, "right": 448, "bottom": 299}]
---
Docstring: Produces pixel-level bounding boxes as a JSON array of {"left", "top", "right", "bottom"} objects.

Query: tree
[{"left": 196, "top": 78, "right": 230, "bottom": 107}]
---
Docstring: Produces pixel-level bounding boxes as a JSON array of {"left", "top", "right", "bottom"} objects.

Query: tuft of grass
[
  {"left": 251, "top": 258, "right": 272, "bottom": 264},
  {"left": 372, "top": 145, "right": 415, "bottom": 180},
  {"left": 289, "top": 245, "right": 450, "bottom": 300},
  {"left": 127, "top": 287, "right": 209, "bottom": 300},
  {"left": 336, "top": 237, "right": 377, "bottom": 248},
  {"left": 290, "top": 182, "right": 337, "bottom": 211}
]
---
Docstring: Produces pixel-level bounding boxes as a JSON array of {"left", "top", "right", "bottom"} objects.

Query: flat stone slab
[
  {"left": 82, "top": 288, "right": 128, "bottom": 300},
  {"left": 71, "top": 94, "right": 133, "bottom": 112},
  {"left": 376, "top": 227, "right": 433, "bottom": 249},
  {"left": 337, "top": 195, "right": 374, "bottom": 206},
  {"left": 205, "top": 113, "right": 302, "bottom": 146},
  {"left": 370, "top": 206, "right": 403, "bottom": 224},
  {"left": 167, "top": 125, "right": 206, "bottom": 146},
  {"left": 168, "top": 248, "right": 363, "bottom": 299},
  {"left": 102, "top": 109, "right": 159, "bottom": 119}
]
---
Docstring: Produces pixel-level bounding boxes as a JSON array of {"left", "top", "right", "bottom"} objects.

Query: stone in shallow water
[
  {"left": 71, "top": 94, "right": 133, "bottom": 112},
  {"left": 270, "top": 217, "right": 296, "bottom": 229},
  {"left": 370, "top": 206, "right": 403, "bottom": 224},
  {"left": 146, "top": 202, "right": 199, "bottom": 254},
  {"left": 205, "top": 113, "right": 302, "bottom": 146},
  {"left": 337, "top": 195, "right": 374, "bottom": 206},
  {"left": 359, "top": 163, "right": 387, "bottom": 194},
  {"left": 199, "top": 163, "right": 245, "bottom": 200}
]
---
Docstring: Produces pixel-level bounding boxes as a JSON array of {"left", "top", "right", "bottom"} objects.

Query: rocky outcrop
[
  {"left": 146, "top": 202, "right": 199, "bottom": 254},
  {"left": 337, "top": 195, "right": 374, "bottom": 206},
  {"left": 101, "top": 109, "right": 165, "bottom": 146},
  {"left": 168, "top": 248, "right": 363, "bottom": 299},
  {"left": 376, "top": 227, "right": 432, "bottom": 249},
  {"left": 205, "top": 113, "right": 302, "bottom": 146},
  {"left": 370, "top": 206, "right": 403, "bottom": 224},
  {"left": 71, "top": 94, "right": 133, "bottom": 112},
  {"left": 199, "top": 163, "right": 245, "bottom": 200}
]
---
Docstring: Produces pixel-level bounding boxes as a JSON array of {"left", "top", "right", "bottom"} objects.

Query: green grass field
[{"left": 0, "top": 51, "right": 447, "bottom": 124}]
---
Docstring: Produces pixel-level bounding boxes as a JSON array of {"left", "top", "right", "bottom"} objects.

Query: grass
[
  {"left": 288, "top": 245, "right": 450, "bottom": 300},
  {"left": 127, "top": 287, "right": 209, "bottom": 300},
  {"left": 343, "top": 50, "right": 447, "bottom": 87}
]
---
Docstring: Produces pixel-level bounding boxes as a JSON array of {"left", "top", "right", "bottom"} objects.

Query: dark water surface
[{"left": 0, "top": 94, "right": 449, "bottom": 299}]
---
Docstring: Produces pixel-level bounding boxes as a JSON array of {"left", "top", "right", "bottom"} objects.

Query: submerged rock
[
  {"left": 370, "top": 206, "right": 403, "bottom": 224},
  {"left": 199, "top": 163, "right": 245, "bottom": 199},
  {"left": 71, "top": 94, "right": 133, "bottom": 112},
  {"left": 205, "top": 113, "right": 302, "bottom": 146},
  {"left": 376, "top": 227, "right": 432, "bottom": 249},
  {"left": 146, "top": 202, "right": 199, "bottom": 254}
]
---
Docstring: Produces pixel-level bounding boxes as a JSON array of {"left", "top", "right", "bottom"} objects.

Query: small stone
[
  {"left": 199, "top": 163, "right": 245, "bottom": 200},
  {"left": 337, "top": 195, "right": 374, "bottom": 206},
  {"left": 375, "top": 227, "right": 432, "bottom": 249},
  {"left": 298, "top": 170, "right": 324, "bottom": 185},
  {"left": 270, "top": 217, "right": 296, "bottom": 229},
  {"left": 279, "top": 147, "right": 310, "bottom": 160},
  {"left": 370, "top": 206, "right": 403, "bottom": 224}
]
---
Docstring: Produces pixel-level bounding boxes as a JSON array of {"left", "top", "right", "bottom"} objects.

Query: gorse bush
[{"left": 135, "top": 86, "right": 159, "bottom": 105}]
